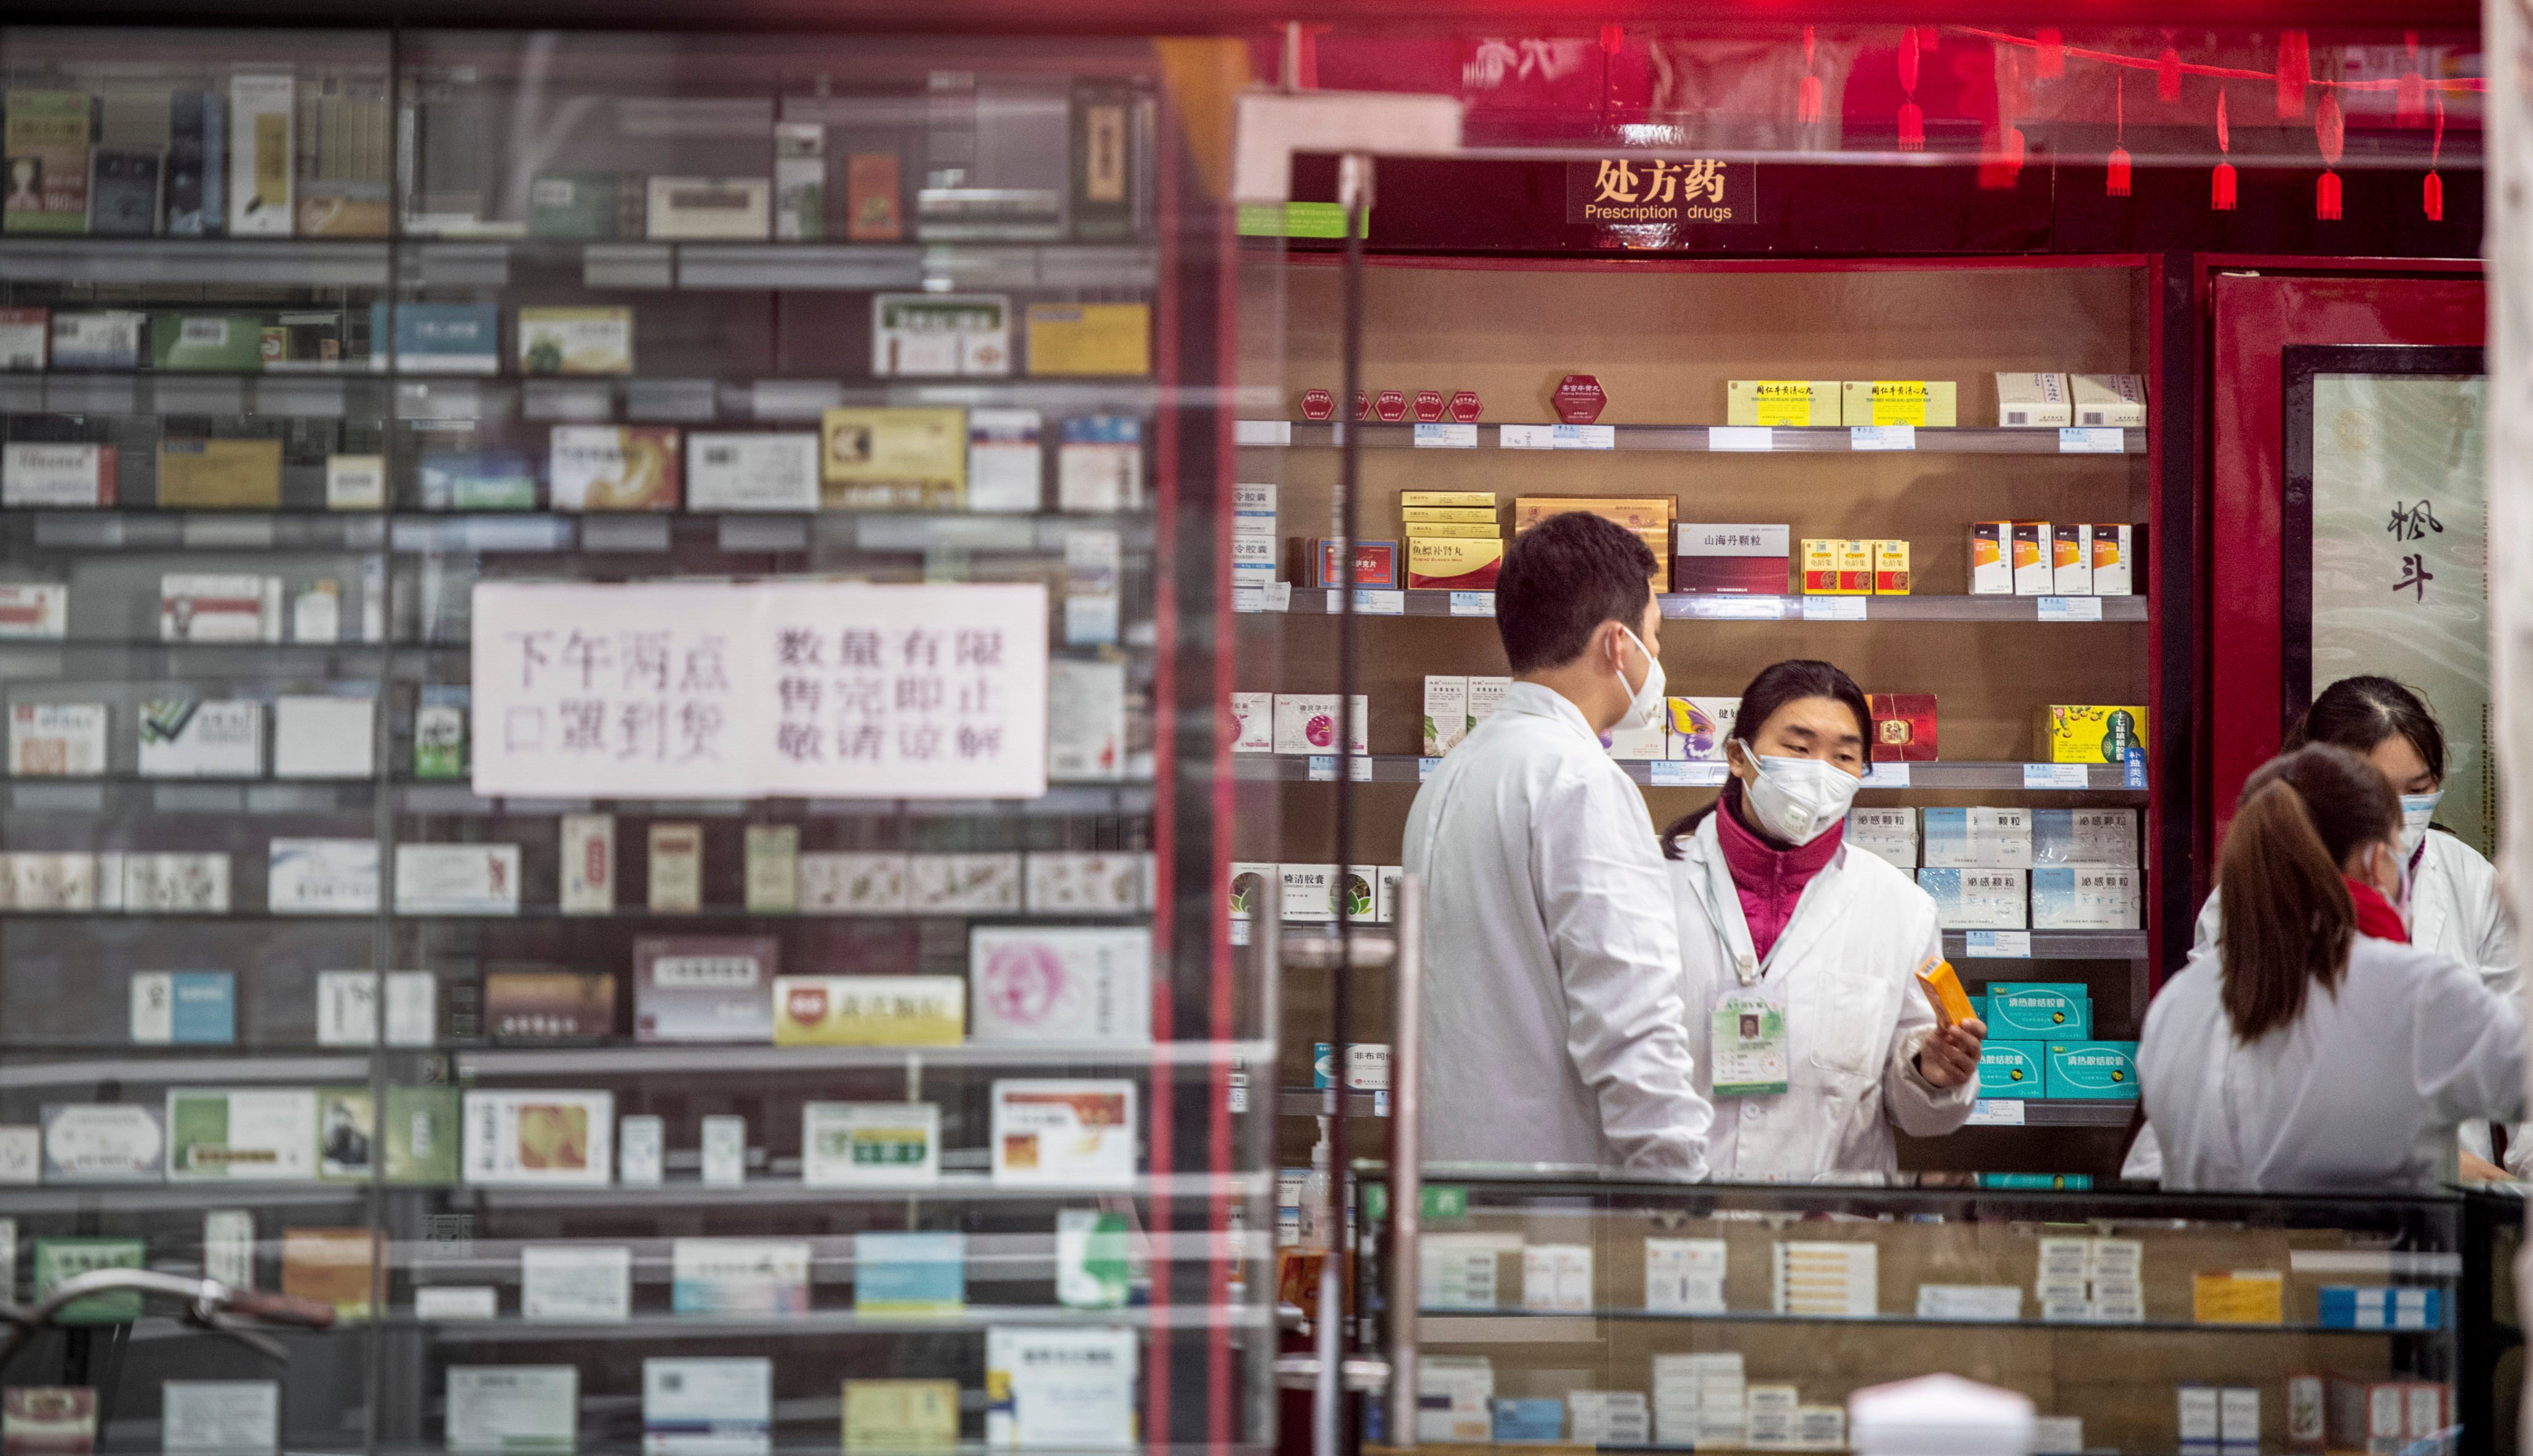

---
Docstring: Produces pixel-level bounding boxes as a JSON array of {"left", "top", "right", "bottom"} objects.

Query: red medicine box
[
  {"left": 1299, "top": 537, "right": 1399, "bottom": 589},
  {"left": 1413, "top": 390, "right": 1445, "bottom": 422},
  {"left": 1867, "top": 693, "right": 1939, "bottom": 762}
]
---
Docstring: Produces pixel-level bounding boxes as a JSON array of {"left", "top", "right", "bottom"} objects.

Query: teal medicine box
[{"left": 2045, "top": 1040, "right": 2140, "bottom": 1099}]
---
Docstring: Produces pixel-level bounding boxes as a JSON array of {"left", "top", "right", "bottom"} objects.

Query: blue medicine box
[
  {"left": 1984, "top": 982, "right": 2092, "bottom": 1037},
  {"left": 2317, "top": 1285, "right": 2442, "bottom": 1330},
  {"left": 1491, "top": 1399, "right": 1563, "bottom": 1444},
  {"left": 2044, "top": 1041, "right": 2140, "bottom": 1099},
  {"left": 1977, "top": 1042, "right": 2045, "bottom": 1098}
]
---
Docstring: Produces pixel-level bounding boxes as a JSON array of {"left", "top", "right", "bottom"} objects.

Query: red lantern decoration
[
  {"left": 2397, "top": 33, "right": 2427, "bottom": 126},
  {"left": 2036, "top": 27, "right": 2064, "bottom": 80},
  {"left": 2107, "top": 76, "right": 2132, "bottom": 197},
  {"left": 2277, "top": 30, "right": 2309, "bottom": 119},
  {"left": 2213, "top": 90, "right": 2238, "bottom": 210},
  {"left": 1897, "top": 27, "right": 1924, "bottom": 152},
  {"left": 1798, "top": 25, "right": 1822, "bottom": 124},
  {"left": 2425, "top": 91, "right": 2446, "bottom": 221},
  {"left": 2158, "top": 40, "right": 2182, "bottom": 104},
  {"left": 2315, "top": 92, "right": 2345, "bottom": 220}
]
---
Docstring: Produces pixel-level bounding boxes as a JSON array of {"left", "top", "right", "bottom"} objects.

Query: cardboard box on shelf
[
  {"left": 1726, "top": 380, "right": 1838, "bottom": 427},
  {"left": 1969, "top": 521, "right": 2012, "bottom": 595},
  {"left": 1674, "top": 524, "right": 1789, "bottom": 595},
  {"left": 1867, "top": 694, "right": 1937, "bottom": 761},
  {"left": 2070, "top": 373, "right": 2148, "bottom": 428},
  {"left": 2038, "top": 704, "right": 2149, "bottom": 765},
  {"left": 1994, "top": 372, "right": 2070, "bottom": 428},
  {"left": 1841, "top": 379, "right": 1958, "bottom": 427},
  {"left": 2012, "top": 521, "right": 2054, "bottom": 596}
]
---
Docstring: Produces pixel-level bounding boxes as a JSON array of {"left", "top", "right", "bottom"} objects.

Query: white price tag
[
  {"left": 1413, "top": 424, "right": 1478, "bottom": 449},
  {"left": 1850, "top": 425, "right": 1916, "bottom": 451},
  {"left": 1694, "top": 596, "right": 1788, "bottom": 620},
  {"left": 1708, "top": 426, "right": 1773, "bottom": 452},
  {"left": 2023, "top": 763, "right": 2090, "bottom": 789},
  {"left": 1351, "top": 588, "right": 1405, "bottom": 615},
  {"left": 1963, "top": 930, "right": 2034, "bottom": 959},
  {"left": 1499, "top": 424, "right": 1554, "bottom": 450},
  {"left": 2038, "top": 596, "right": 2104, "bottom": 622},
  {"left": 1308, "top": 755, "right": 1337, "bottom": 782},
  {"left": 1801, "top": 596, "right": 1867, "bottom": 621},
  {"left": 1966, "top": 1099, "right": 2028, "bottom": 1126},
  {"left": 1233, "top": 585, "right": 1267, "bottom": 614},
  {"left": 1419, "top": 756, "right": 1442, "bottom": 782},
  {"left": 1350, "top": 755, "right": 1374, "bottom": 782},
  {"left": 1449, "top": 591, "right": 1496, "bottom": 617},
  {"left": 2059, "top": 427, "right": 2125, "bottom": 453},
  {"left": 1552, "top": 424, "right": 1615, "bottom": 450},
  {"left": 1861, "top": 762, "right": 1911, "bottom": 788},
  {"left": 1374, "top": 1089, "right": 1390, "bottom": 1118},
  {"left": 1648, "top": 761, "right": 1729, "bottom": 787},
  {"left": 1265, "top": 581, "right": 1293, "bottom": 612},
  {"left": 1233, "top": 420, "right": 1293, "bottom": 446}
]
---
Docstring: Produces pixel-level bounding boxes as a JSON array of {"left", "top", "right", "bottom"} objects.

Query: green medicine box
[
  {"left": 150, "top": 314, "right": 267, "bottom": 371},
  {"left": 1983, "top": 983, "right": 2092, "bottom": 1038},
  {"left": 2046, "top": 1040, "right": 2140, "bottom": 1099},
  {"left": 1977, "top": 1041, "right": 2045, "bottom": 1098}
]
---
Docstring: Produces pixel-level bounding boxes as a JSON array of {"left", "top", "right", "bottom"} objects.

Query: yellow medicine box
[
  {"left": 2038, "top": 704, "right": 2150, "bottom": 765},
  {"left": 1872, "top": 539, "right": 1911, "bottom": 594},
  {"left": 1406, "top": 536, "right": 1506, "bottom": 591},
  {"left": 1404, "top": 521, "right": 1502, "bottom": 539},
  {"left": 1841, "top": 380, "right": 1960, "bottom": 428},
  {"left": 1835, "top": 539, "right": 1874, "bottom": 594},
  {"left": 1400, "top": 507, "right": 1499, "bottom": 524},
  {"left": 1513, "top": 496, "right": 1674, "bottom": 533},
  {"left": 1799, "top": 539, "right": 1840, "bottom": 594},
  {"left": 1400, "top": 491, "right": 1498, "bottom": 508},
  {"left": 1728, "top": 380, "right": 1839, "bottom": 427}
]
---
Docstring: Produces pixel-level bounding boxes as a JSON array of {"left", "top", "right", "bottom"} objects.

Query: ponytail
[{"left": 2215, "top": 743, "right": 2398, "bottom": 1040}]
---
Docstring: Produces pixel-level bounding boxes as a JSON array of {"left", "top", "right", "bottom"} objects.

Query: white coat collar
[{"left": 1500, "top": 680, "right": 1603, "bottom": 746}]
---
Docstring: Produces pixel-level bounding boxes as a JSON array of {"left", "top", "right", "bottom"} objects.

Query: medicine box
[
  {"left": 1844, "top": 808, "right": 1916, "bottom": 870},
  {"left": 2044, "top": 1041, "right": 2139, "bottom": 1100},
  {"left": 1423, "top": 677, "right": 1470, "bottom": 756},
  {"left": 1835, "top": 539, "right": 1874, "bottom": 594},
  {"left": 1920, "top": 808, "right": 2030, "bottom": 868},
  {"left": 2032, "top": 865, "right": 2141, "bottom": 930},
  {"left": 2012, "top": 521, "right": 2054, "bottom": 595},
  {"left": 1668, "top": 697, "right": 1738, "bottom": 761},
  {"left": 1407, "top": 536, "right": 1504, "bottom": 591},
  {"left": 1273, "top": 694, "right": 1368, "bottom": 756},
  {"left": 2317, "top": 1285, "right": 2443, "bottom": 1330},
  {"left": 2031, "top": 809, "right": 2139, "bottom": 866},
  {"left": 2091, "top": 523, "right": 2137, "bottom": 595},
  {"left": 1727, "top": 380, "right": 1838, "bottom": 427},
  {"left": 1841, "top": 379, "right": 1958, "bottom": 427},
  {"left": 1301, "top": 538, "right": 1398, "bottom": 589},
  {"left": 1279, "top": 864, "right": 1335, "bottom": 922},
  {"left": 1977, "top": 1042, "right": 2044, "bottom": 1097},
  {"left": 1917, "top": 868, "right": 2026, "bottom": 929},
  {"left": 2052, "top": 523, "right": 2093, "bottom": 595},
  {"left": 1995, "top": 372, "right": 2070, "bottom": 428},
  {"left": 1673, "top": 523, "right": 1790, "bottom": 595},
  {"left": 2070, "top": 373, "right": 2148, "bottom": 428},
  {"left": 1984, "top": 984, "right": 2091, "bottom": 1038},
  {"left": 1969, "top": 521, "right": 2012, "bottom": 594},
  {"left": 1872, "top": 539, "right": 1911, "bottom": 594},
  {"left": 1799, "top": 538, "right": 1841, "bottom": 594},
  {"left": 2038, "top": 704, "right": 2149, "bottom": 765},
  {"left": 1229, "top": 693, "right": 1272, "bottom": 754}
]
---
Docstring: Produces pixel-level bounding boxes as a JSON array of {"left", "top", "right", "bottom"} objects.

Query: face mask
[
  {"left": 2399, "top": 790, "right": 2441, "bottom": 857},
  {"left": 1611, "top": 624, "right": 1667, "bottom": 732},
  {"left": 1734, "top": 740, "right": 1864, "bottom": 846}
]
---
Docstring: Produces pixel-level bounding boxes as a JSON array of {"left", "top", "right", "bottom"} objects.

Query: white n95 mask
[
  {"left": 1612, "top": 624, "right": 1667, "bottom": 732},
  {"left": 1737, "top": 741, "right": 1864, "bottom": 846},
  {"left": 2399, "top": 790, "right": 2442, "bottom": 857}
]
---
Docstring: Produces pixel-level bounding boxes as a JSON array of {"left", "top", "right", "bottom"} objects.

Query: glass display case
[
  {"left": 0, "top": 22, "right": 1278, "bottom": 1456},
  {"left": 1355, "top": 1168, "right": 2493, "bottom": 1455}
]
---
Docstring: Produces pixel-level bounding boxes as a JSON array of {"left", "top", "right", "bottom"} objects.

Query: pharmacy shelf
[
  {"left": 0, "top": 1050, "right": 372, "bottom": 1089},
  {"left": 0, "top": 1183, "right": 373, "bottom": 1212},
  {"left": 396, "top": 782, "right": 1154, "bottom": 818},
  {"left": 469, "top": 1169, "right": 1272, "bottom": 1210},
  {"left": 10, "top": 509, "right": 1152, "bottom": 557},
  {"left": 7, "top": 781, "right": 377, "bottom": 816},
  {"left": 455, "top": 1038, "right": 1269, "bottom": 1077},
  {"left": 1965, "top": 1098, "right": 2140, "bottom": 1127},
  {"left": 1232, "top": 755, "right": 2142, "bottom": 792},
  {"left": 1416, "top": 1309, "right": 2421, "bottom": 1338},
  {"left": 1280, "top": 1088, "right": 1387, "bottom": 1118},
  {"left": 416, "top": 1303, "right": 1266, "bottom": 1340},
  {"left": 0, "top": 236, "right": 1156, "bottom": 291},
  {"left": 1944, "top": 930, "right": 2148, "bottom": 960},
  {"left": 1275, "top": 589, "right": 2145, "bottom": 622},
  {"left": 1238, "top": 421, "right": 2146, "bottom": 455}
]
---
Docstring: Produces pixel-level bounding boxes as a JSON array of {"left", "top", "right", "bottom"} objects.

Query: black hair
[
  {"left": 2286, "top": 675, "right": 2446, "bottom": 786},
  {"left": 1494, "top": 512, "right": 1658, "bottom": 675},
  {"left": 1660, "top": 659, "right": 1872, "bottom": 859}
]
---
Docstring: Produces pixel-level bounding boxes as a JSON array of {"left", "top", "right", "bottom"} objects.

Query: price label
[
  {"left": 1649, "top": 760, "right": 1729, "bottom": 787},
  {"left": 1963, "top": 930, "right": 2034, "bottom": 959},
  {"left": 1861, "top": 763, "right": 1910, "bottom": 789},
  {"left": 1966, "top": 1099, "right": 2028, "bottom": 1126},
  {"left": 1449, "top": 591, "right": 1496, "bottom": 617},
  {"left": 1374, "top": 1090, "right": 1391, "bottom": 1118},
  {"left": 1419, "top": 756, "right": 1443, "bottom": 782},
  {"left": 1233, "top": 420, "right": 1293, "bottom": 446},
  {"left": 1801, "top": 596, "right": 1868, "bottom": 621},
  {"left": 2059, "top": 427, "right": 2125, "bottom": 454},
  {"left": 1708, "top": 426, "right": 1773, "bottom": 452},
  {"left": 1691, "top": 596, "right": 1788, "bottom": 620},
  {"left": 1350, "top": 755, "right": 1374, "bottom": 782},
  {"left": 1413, "top": 424, "right": 1479, "bottom": 449},
  {"left": 1351, "top": 588, "right": 1405, "bottom": 615},
  {"left": 1499, "top": 424, "right": 1555, "bottom": 450},
  {"left": 1552, "top": 424, "right": 1616, "bottom": 450},
  {"left": 1308, "top": 755, "right": 1337, "bottom": 782},
  {"left": 2037, "top": 596, "right": 2104, "bottom": 622},
  {"left": 2023, "top": 763, "right": 2090, "bottom": 789},
  {"left": 1849, "top": 425, "right": 1916, "bottom": 451}
]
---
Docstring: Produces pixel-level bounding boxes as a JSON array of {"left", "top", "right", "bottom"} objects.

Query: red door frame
[{"left": 2197, "top": 256, "right": 2484, "bottom": 910}]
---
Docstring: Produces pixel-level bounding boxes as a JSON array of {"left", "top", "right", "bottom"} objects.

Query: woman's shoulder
[
  {"left": 2344, "top": 933, "right": 2497, "bottom": 1006},
  {"left": 2424, "top": 829, "right": 2498, "bottom": 884}
]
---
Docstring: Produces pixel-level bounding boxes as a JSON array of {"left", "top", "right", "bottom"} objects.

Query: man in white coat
[{"left": 1404, "top": 513, "right": 1713, "bottom": 1175}]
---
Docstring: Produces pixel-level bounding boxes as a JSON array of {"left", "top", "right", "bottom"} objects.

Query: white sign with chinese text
[{"left": 471, "top": 581, "right": 1048, "bottom": 800}]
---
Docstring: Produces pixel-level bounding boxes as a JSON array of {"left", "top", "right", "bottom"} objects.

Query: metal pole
[{"left": 1386, "top": 873, "right": 1425, "bottom": 1448}]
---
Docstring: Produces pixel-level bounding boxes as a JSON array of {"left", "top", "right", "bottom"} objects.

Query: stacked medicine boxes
[
  {"left": 1233, "top": 483, "right": 1276, "bottom": 597},
  {"left": 1513, "top": 496, "right": 1675, "bottom": 592},
  {"left": 1402, "top": 491, "right": 1502, "bottom": 590}
]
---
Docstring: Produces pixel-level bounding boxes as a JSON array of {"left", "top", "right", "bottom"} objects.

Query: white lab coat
[
  {"left": 1668, "top": 813, "right": 1974, "bottom": 1179},
  {"left": 1404, "top": 682, "right": 1714, "bottom": 1176},
  {"left": 2125, "top": 830, "right": 2522, "bottom": 1180},
  {"left": 2137, "top": 933, "right": 2526, "bottom": 1192}
]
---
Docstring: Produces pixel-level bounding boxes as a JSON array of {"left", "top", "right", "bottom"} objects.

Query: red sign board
[
  {"left": 1450, "top": 390, "right": 1483, "bottom": 423},
  {"left": 1375, "top": 390, "right": 1408, "bottom": 422},
  {"left": 1413, "top": 390, "right": 1445, "bottom": 422},
  {"left": 1554, "top": 375, "right": 1606, "bottom": 424},
  {"left": 1300, "top": 388, "right": 1334, "bottom": 421}
]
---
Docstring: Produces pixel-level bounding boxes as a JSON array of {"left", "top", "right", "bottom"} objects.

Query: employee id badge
[{"left": 1710, "top": 993, "right": 1789, "bottom": 1097}]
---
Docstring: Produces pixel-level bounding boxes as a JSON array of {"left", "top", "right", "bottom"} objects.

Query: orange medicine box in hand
[{"left": 1915, "top": 957, "right": 1974, "bottom": 1029}]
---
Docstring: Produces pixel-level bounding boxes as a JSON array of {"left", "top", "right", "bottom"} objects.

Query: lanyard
[
  {"left": 2404, "top": 836, "right": 2428, "bottom": 917},
  {"left": 1684, "top": 825, "right": 1766, "bottom": 990}
]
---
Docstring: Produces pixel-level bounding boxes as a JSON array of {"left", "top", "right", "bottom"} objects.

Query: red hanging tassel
[
  {"left": 2396, "top": 32, "right": 2426, "bottom": 126},
  {"left": 2107, "top": 75, "right": 2131, "bottom": 197},
  {"left": 2158, "top": 42, "right": 2182, "bottom": 104},
  {"left": 1896, "top": 27, "right": 1922, "bottom": 151},
  {"left": 2315, "top": 92, "right": 2344, "bottom": 220},
  {"left": 2425, "top": 90, "right": 2446, "bottom": 220},
  {"left": 1599, "top": 23, "right": 1622, "bottom": 55},
  {"left": 2036, "top": 27, "right": 2064, "bottom": 80},
  {"left": 2278, "top": 30, "right": 2308, "bottom": 118},
  {"left": 1898, "top": 27, "right": 1919, "bottom": 93},
  {"left": 2213, "top": 90, "right": 2237, "bottom": 210},
  {"left": 1798, "top": 74, "right": 1822, "bottom": 124}
]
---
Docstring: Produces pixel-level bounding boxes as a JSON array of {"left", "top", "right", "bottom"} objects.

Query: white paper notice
[
  {"left": 163, "top": 1381, "right": 279, "bottom": 1456},
  {"left": 471, "top": 581, "right": 1049, "bottom": 799},
  {"left": 521, "top": 1245, "right": 633, "bottom": 1322}
]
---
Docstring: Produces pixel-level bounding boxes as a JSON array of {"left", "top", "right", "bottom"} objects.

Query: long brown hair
[{"left": 2216, "top": 743, "right": 2399, "bottom": 1039}]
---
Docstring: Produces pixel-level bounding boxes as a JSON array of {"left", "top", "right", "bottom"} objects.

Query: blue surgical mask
[{"left": 2399, "top": 790, "right": 2441, "bottom": 857}]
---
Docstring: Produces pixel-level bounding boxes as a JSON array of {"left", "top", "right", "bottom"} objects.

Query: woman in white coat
[
  {"left": 1661, "top": 660, "right": 1985, "bottom": 1180},
  {"left": 2125, "top": 676, "right": 2521, "bottom": 1179},
  {"left": 2137, "top": 743, "right": 2524, "bottom": 1192}
]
